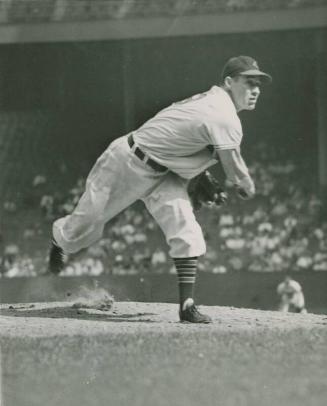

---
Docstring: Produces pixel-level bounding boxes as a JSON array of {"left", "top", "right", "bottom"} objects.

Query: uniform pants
[{"left": 53, "top": 135, "right": 206, "bottom": 258}]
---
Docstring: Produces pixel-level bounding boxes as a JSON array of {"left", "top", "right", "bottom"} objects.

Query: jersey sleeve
[
  {"left": 289, "top": 280, "right": 302, "bottom": 292},
  {"left": 217, "top": 147, "right": 253, "bottom": 186},
  {"left": 206, "top": 119, "right": 243, "bottom": 151}
]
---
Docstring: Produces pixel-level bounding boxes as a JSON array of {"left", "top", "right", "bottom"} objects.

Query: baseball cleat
[
  {"left": 48, "top": 239, "right": 68, "bottom": 275},
  {"left": 179, "top": 298, "right": 212, "bottom": 324}
]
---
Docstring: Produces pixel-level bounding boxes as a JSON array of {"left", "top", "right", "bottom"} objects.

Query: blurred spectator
[
  {"left": 2, "top": 142, "right": 327, "bottom": 277},
  {"left": 1, "top": 244, "right": 19, "bottom": 272}
]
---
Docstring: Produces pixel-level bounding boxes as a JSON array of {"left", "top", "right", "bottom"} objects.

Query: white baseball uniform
[
  {"left": 53, "top": 86, "right": 253, "bottom": 258},
  {"left": 277, "top": 279, "right": 307, "bottom": 313}
]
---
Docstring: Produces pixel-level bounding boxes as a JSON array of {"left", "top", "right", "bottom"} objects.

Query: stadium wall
[{"left": 0, "top": 271, "right": 326, "bottom": 314}]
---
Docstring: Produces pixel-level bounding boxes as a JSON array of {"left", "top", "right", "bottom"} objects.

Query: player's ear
[{"left": 224, "top": 76, "right": 233, "bottom": 89}]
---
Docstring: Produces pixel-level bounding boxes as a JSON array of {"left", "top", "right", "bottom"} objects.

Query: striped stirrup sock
[{"left": 173, "top": 257, "right": 198, "bottom": 307}]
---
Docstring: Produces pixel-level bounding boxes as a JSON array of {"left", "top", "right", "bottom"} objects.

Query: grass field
[{"left": 1, "top": 301, "right": 327, "bottom": 406}]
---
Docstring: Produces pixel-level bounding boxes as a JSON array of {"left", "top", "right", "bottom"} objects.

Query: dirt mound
[
  {"left": 1, "top": 302, "right": 327, "bottom": 406},
  {"left": 0, "top": 301, "right": 326, "bottom": 339}
]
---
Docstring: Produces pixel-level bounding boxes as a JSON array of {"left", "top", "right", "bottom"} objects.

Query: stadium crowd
[{"left": 0, "top": 142, "right": 326, "bottom": 278}]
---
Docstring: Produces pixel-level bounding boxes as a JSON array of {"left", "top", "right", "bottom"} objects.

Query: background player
[
  {"left": 277, "top": 276, "right": 307, "bottom": 314},
  {"left": 48, "top": 55, "right": 272, "bottom": 323}
]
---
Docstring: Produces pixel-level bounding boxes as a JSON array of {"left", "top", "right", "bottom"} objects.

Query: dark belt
[{"left": 127, "top": 134, "right": 167, "bottom": 173}]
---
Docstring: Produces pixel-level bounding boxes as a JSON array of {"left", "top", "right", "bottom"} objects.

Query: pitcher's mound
[{"left": 0, "top": 301, "right": 326, "bottom": 338}]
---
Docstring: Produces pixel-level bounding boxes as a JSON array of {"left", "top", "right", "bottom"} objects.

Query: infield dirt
[{"left": 1, "top": 301, "right": 327, "bottom": 406}]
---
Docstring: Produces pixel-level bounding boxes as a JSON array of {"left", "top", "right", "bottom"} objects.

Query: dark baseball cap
[{"left": 221, "top": 56, "right": 272, "bottom": 84}]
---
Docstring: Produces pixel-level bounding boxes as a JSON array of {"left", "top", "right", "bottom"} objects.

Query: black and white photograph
[{"left": 0, "top": 1, "right": 327, "bottom": 405}]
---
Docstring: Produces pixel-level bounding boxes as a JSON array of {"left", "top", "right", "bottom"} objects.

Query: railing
[{"left": 0, "top": 0, "right": 325, "bottom": 25}]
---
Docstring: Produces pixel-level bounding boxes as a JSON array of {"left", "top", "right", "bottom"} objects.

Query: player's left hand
[{"left": 188, "top": 170, "right": 227, "bottom": 211}]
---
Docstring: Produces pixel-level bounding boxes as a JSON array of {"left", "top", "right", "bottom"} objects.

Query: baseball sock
[{"left": 173, "top": 257, "right": 198, "bottom": 308}]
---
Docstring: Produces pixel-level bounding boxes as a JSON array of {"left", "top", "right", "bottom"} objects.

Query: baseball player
[
  {"left": 48, "top": 55, "right": 272, "bottom": 323},
  {"left": 277, "top": 276, "right": 307, "bottom": 314}
]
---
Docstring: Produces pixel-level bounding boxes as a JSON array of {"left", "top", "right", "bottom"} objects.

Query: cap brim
[{"left": 240, "top": 69, "right": 272, "bottom": 84}]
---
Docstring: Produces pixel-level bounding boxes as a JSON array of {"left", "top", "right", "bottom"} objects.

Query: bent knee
[
  {"left": 53, "top": 217, "right": 104, "bottom": 254},
  {"left": 168, "top": 232, "right": 206, "bottom": 258}
]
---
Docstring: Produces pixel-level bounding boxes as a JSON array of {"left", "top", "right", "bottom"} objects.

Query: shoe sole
[{"left": 180, "top": 320, "right": 212, "bottom": 324}]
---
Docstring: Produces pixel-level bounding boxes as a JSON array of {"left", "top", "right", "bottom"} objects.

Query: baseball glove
[{"left": 188, "top": 170, "right": 227, "bottom": 211}]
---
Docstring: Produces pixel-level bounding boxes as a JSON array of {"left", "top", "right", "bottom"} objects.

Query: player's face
[{"left": 229, "top": 76, "right": 262, "bottom": 112}]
